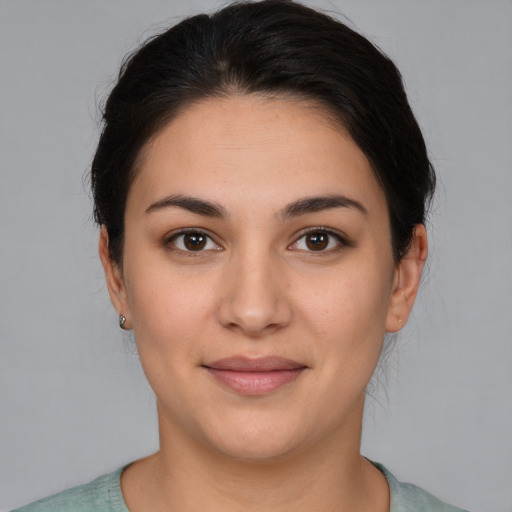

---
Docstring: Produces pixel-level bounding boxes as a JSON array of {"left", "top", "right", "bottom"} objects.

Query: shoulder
[
  {"left": 11, "top": 467, "right": 128, "bottom": 512},
  {"left": 375, "top": 463, "right": 470, "bottom": 512}
]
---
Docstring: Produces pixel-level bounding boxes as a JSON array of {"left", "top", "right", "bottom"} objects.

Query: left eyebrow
[{"left": 280, "top": 194, "right": 368, "bottom": 219}]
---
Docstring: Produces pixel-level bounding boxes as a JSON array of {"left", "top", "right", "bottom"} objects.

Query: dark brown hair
[{"left": 91, "top": 0, "right": 435, "bottom": 264}]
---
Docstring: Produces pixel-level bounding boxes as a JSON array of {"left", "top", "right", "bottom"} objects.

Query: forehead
[{"left": 128, "top": 95, "right": 386, "bottom": 217}]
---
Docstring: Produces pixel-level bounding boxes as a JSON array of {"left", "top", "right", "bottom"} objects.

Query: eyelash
[
  {"left": 289, "top": 227, "right": 352, "bottom": 254},
  {"left": 165, "top": 228, "right": 221, "bottom": 255},
  {"left": 164, "top": 227, "right": 352, "bottom": 254}
]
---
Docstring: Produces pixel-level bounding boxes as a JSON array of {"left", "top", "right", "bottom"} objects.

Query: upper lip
[{"left": 203, "top": 356, "right": 307, "bottom": 372}]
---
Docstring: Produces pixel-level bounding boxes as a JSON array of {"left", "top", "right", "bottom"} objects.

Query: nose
[{"left": 215, "top": 249, "right": 293, "bottom": 337}]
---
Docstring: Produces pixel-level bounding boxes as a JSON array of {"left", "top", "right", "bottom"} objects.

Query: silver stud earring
[{"left": 119, "top": 314, "right": 127, "bottom": 330}]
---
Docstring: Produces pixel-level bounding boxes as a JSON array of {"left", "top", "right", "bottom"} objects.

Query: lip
[{"left": 203, "top": 356, "right": 307, "bottom": 395}]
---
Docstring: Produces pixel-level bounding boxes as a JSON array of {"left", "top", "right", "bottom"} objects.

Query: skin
[{"left": 100, "top": 95, "right": 427, "bottom": 512}]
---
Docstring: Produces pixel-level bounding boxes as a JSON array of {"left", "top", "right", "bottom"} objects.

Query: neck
[{"left": 121, "top": 399, "right": 389, "bottom": 512}]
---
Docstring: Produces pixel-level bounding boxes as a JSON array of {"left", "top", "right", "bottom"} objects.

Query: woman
[{"left": 13, "top": 1, "right": 468, "bottom": 510}]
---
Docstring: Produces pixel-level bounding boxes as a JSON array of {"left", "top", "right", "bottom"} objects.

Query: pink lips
[{"left": 203, "top": 356, "right": 307, "bottom": 395}]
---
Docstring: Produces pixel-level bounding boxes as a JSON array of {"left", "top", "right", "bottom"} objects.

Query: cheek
[
  {"left": 302, "top": 268, "right": 391, "bottom": 331},
  {"left": 122, "top": 260, "right": 220, "bottom": 418},
  {"left": 296, "top": 260, "right": 393, "bottom": 364},
  {"left": 123, "top": 252, "right": 218, "bottom": 359}
]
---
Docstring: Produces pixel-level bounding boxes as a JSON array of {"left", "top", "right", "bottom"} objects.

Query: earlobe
[
  {"left": 98, "top": 226, "right": 132, "bottom": 329},
  {"left": 386, "top": 224, "right": 428, "bottom": 333}
]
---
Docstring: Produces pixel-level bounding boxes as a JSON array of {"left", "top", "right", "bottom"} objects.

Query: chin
[
  {"left": 200, "top": 411, "right": 309, "bottom": 462},
  {"left": 213, "top": 435, "right": 301, "bottom": 463}
]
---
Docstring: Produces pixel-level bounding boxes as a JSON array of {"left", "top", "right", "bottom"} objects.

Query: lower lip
[{"left": 205, "top": 368, "right": 305, "bottom": 395}]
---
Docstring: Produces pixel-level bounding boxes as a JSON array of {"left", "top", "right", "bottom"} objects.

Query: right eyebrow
[{"left": 145, "top": 194, "right": 227, "bottom": 218}]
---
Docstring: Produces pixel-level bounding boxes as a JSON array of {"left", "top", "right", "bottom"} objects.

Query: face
[{"left": 101, "top": 95, "right": 426, "bottom": 461}]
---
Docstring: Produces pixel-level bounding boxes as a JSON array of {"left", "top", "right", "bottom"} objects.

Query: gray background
[{"left": 1, "top": 0, "right": 511, "bottom": 510}]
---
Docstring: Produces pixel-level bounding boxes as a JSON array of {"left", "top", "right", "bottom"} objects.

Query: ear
[
  {"left": 386, "top": 224, "right": 428, "bottom": 333},
  {"left": 98, "top": 226, "right": 132, "bottom": 330}
]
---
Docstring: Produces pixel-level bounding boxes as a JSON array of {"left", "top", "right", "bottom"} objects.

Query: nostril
[
  {"left": 216, "top": 297, "right": 293, "bottom": 337},
  {"left": 215, "top": 261, "right": 293, "bottom": 335}
]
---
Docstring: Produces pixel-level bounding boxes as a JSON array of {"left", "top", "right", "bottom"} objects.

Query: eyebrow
[
  {"left": 145, "top": 194, "right": 227, "bottom": 218},
  {"left": 281, "top": 194, "right": 368, "bottom": 219},
  {"left": 145, "top": 193, "right": 367, "bottom": 219}
]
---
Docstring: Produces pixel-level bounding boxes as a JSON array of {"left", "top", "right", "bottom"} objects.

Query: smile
[{"left": 203, "top": 356, "right": 308, "bottom": 395}]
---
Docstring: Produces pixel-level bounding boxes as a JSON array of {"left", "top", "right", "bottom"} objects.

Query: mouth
[{"left": 202, "top": 356, "right": 308, "bottom": 395}]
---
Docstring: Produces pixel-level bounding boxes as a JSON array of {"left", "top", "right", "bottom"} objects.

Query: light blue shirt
[{"left": 12, "top": 463, "right": 469, "bottom": 511}]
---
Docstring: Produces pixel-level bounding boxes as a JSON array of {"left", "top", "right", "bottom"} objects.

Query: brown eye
[
  {"left": 291, "top": 229, "right": 348, "bottom": 253},
  {"left": 183, "top": 233, "right": 207, "bottom": 251},
  {"left": 305, "top": 232, "right": 329, "bottom": 251},
  {"left": 169, "top": 231, "right": 220, "bottom": 252}
]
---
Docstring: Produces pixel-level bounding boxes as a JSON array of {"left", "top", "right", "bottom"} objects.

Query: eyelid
[
  {"left": 164, "top": 228, "right": 223, "bottom": 252},
  {"left": 162, "top": 226, "right": 352, "bottom": 253},
  {"left": 288, "top": 226, "right": 353, "bottom": 252}
]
